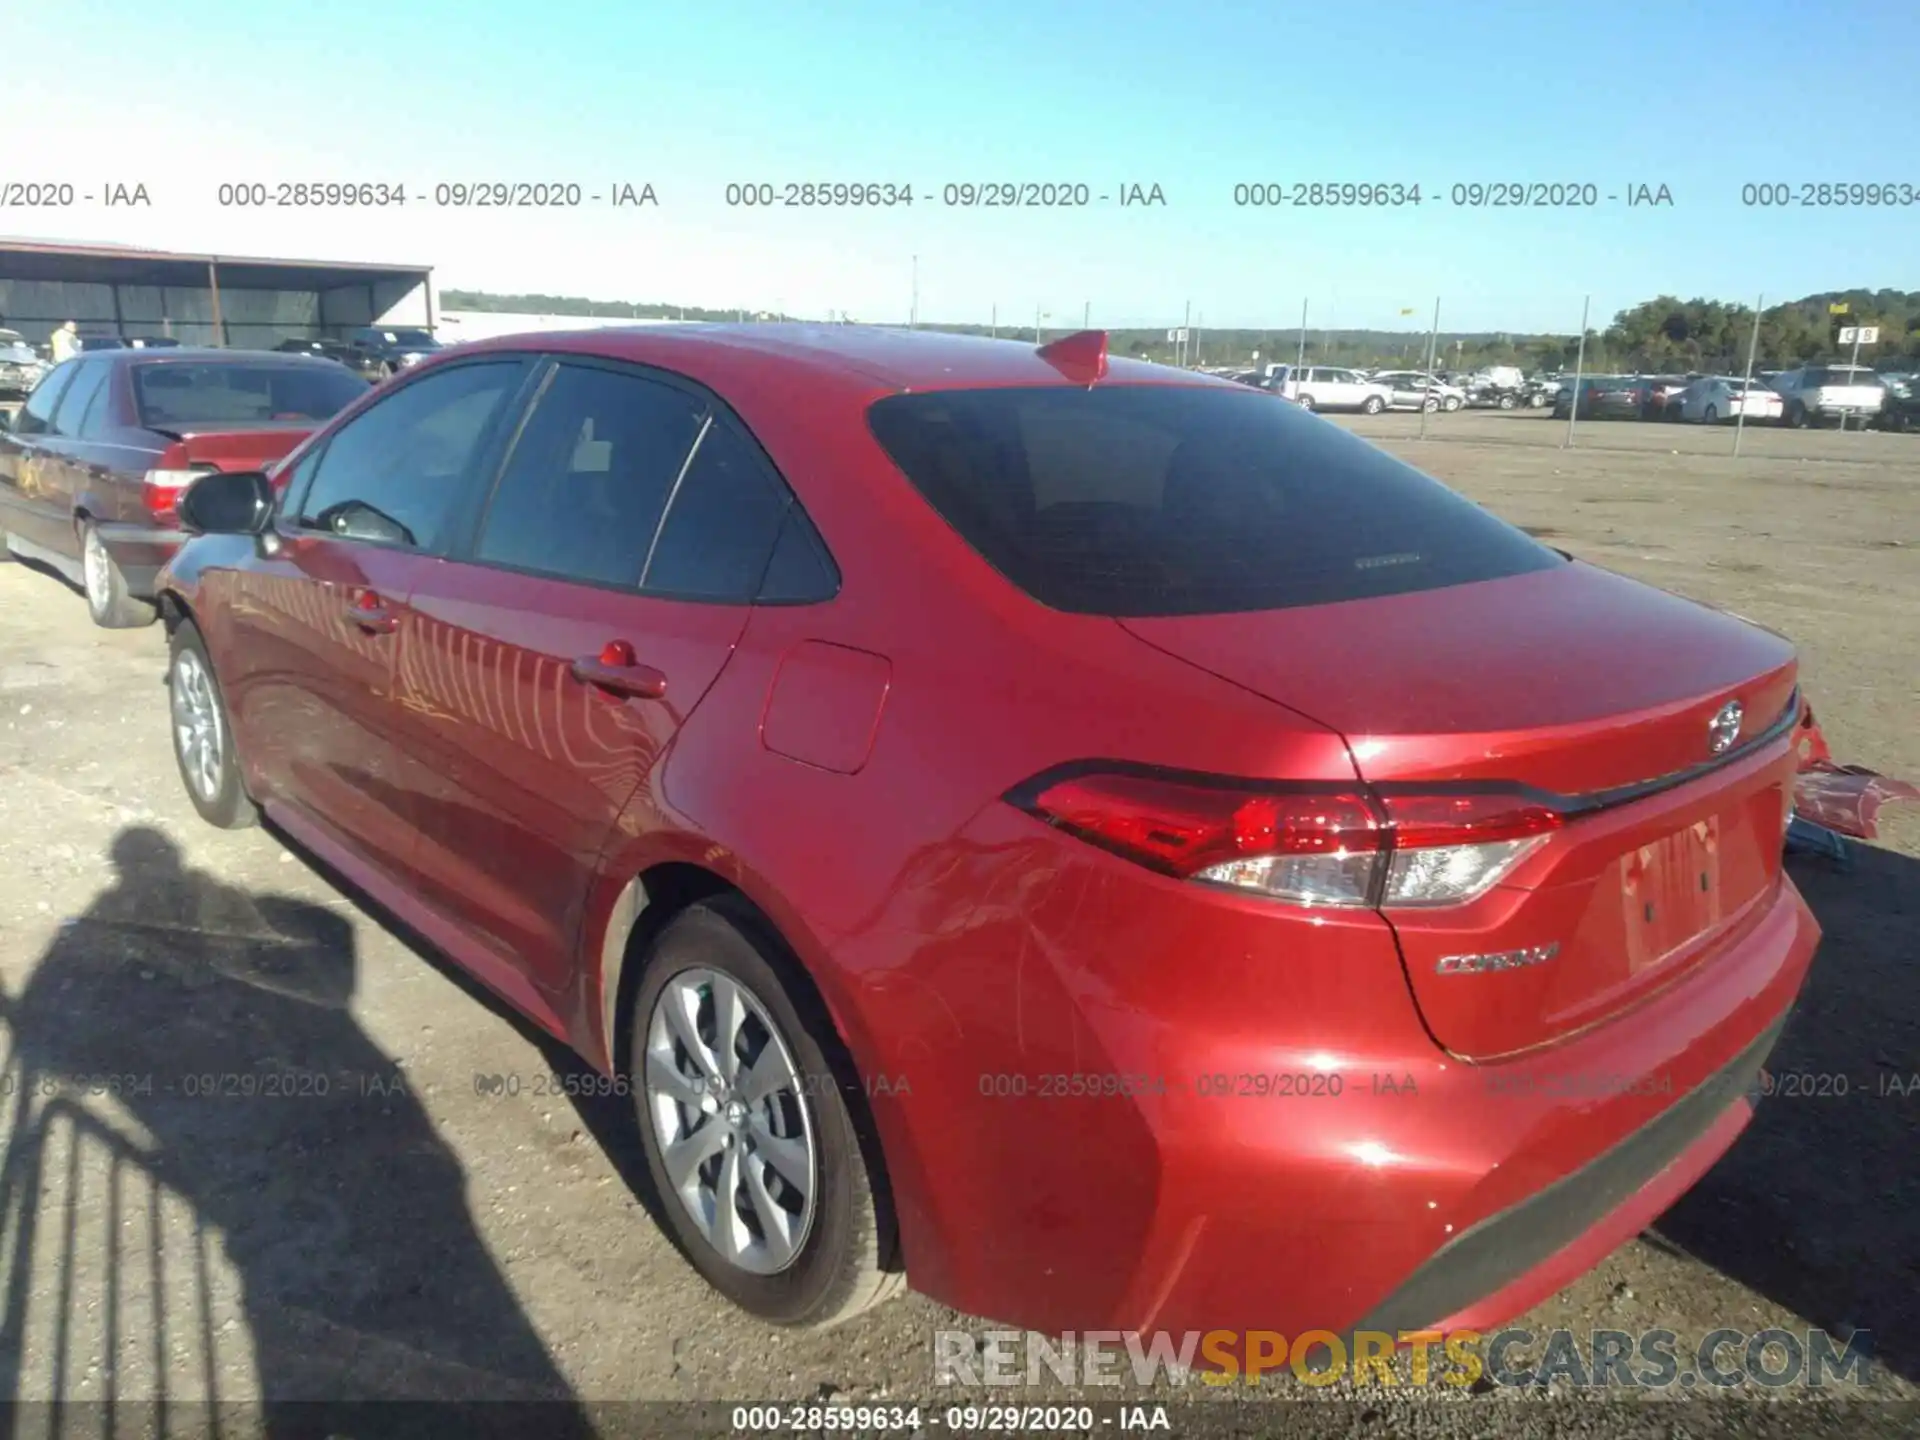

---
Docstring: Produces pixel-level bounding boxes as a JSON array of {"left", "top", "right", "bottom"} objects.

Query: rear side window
[
  {"left": 755, "top": 507, "right": 839, "bottom": 603},
  {"left": 132, "top": 362, "right": 368, "bottom": 429},
  {"left": 50, "top": 359, "right": 110, "bottom": 436},
  {"left": 867, "top": 384, "right": 1563, "bottom": 616},
  {"left": 642, "top": 420, "right": 793, "bottom": 600},
  {"left": 473, "top": 362, "right": 706, "bottom": 588},
  {"left": 13, "top": 362, "right": 77, "bottom": 435}
]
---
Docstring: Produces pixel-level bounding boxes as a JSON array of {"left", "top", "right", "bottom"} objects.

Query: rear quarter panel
[{"left": 576, "top": 393, "right": 1368, "bottom": 1317}]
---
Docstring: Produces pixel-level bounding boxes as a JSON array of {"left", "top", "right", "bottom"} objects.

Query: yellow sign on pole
[{"left": 1829, "top": 302, "right": 1850, "bottom": 315}]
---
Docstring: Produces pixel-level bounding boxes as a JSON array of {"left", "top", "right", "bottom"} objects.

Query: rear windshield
[
  {"left": 133, "top": 361, "right": 370, "bottom": 429},
  {"left": 866, "top": 384, "right": 1562, "bottom": 616}
]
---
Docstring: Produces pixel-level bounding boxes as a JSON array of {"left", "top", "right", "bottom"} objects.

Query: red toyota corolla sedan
[{"left": 155, "top": 324, "right": 1819, "bottom": 1341}]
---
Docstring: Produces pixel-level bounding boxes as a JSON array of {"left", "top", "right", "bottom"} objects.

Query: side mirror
[{"left": 178, "top": 469, "right": 275, "bottom": 536}]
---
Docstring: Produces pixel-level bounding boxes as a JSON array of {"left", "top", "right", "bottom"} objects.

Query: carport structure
[{"left": 0, "top": 240, "right": 434, "bottom": 351}]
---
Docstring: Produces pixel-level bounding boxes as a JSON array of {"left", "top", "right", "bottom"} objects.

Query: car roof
[
  {"left": 82, "top": 346, "right": 340, "bottom": 366},
  {"left": 447, "top": 322, "right": 1221, "bottom": 396}
]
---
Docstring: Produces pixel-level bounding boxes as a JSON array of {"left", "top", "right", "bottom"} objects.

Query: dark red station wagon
[
  {"left": 155, "top": 325, "right": 1819, "bottom": 1340},
  {"left": 0, "top": 346, "right": 367, "bottom": 626}
]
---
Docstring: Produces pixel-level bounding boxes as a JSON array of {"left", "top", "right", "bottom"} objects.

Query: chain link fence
[{"left": 885, "top": 297, "right": 1919, "bottom": 461}]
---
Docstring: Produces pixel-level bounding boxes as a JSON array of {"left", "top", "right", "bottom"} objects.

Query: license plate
[{"left": 1621, "top": 817, "right": 1724, "bottom": 972}]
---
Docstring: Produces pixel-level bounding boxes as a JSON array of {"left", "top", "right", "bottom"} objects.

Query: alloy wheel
[
  {"left": 170, "top": 647, "right": 224, "bottom": 802},
  {"left": 645, "top": 966, "right": 818, "bottom": 1275},
  {"left": 82, "top": 527, "right": 112, "bottom": 614}
]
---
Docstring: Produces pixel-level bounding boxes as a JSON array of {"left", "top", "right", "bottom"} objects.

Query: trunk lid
[
  {"left": 1121, "top": 562, "right": 1801, "bottom": 1059},
  {"left": 151, "top": 426, "right": 313, "bottom": 472}
]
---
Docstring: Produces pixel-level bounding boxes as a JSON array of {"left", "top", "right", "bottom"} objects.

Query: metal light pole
[
  {"left": 1733, "top": 293, "right": 1763, "bottom": 457},
  {"left": 1419, "top": 297, "right": 1441, "bottom": 440},
  {"left": 207, "top": 258, "right": 225, "bottom": 346},
  {"left": 910, "top": 255, "right": 918, "bottom": 328},
  {"left": 1083, "top": 301, "right": 1090, "bottom": 328},
  {"left": 1564, "top": 295, "right": 1590, "bottom": 449},
  {"left": 1838, "top": 324, "right": 1865, "bottom": 432},
  {"left": 991, "top": 303, "right": 997, "bottom": 339},
  {"left": 1182, "top": 300, "right": 1191, "bottom": 367},
  {"left": 1034, "top": 306, "right": 1042, "bottom": 343}
]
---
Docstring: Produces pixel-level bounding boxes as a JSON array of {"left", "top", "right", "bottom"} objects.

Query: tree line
[{"left": 438, "top": 288, "right": 1920, "bottom": 374}]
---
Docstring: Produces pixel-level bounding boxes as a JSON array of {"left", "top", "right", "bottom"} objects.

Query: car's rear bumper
[
  {"left": 1356, "top": 1010, "right": 1781, "bottom": 1336},
  {"left": 1131, "top": 877, "right": 1815, "bottom": 1340},
  {"left": 95, "top": 522, "right": 181, "bottom": 598},
  {"left": 872, "top": 806, "right": 1821, "bottom": 1338}
]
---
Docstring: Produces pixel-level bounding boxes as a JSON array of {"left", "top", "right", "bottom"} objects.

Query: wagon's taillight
[{"left": 1008, "top": 770, "right": 1562, "bottom": 909}]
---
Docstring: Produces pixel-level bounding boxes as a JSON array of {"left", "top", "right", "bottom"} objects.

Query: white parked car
[
  {"left": 1769, "top": 364, "right": 1885, "bottom": 427},
  {"left": 1677, "top": 376, "right": 1783, "bottom": 424},
  {"left": 1372, "top": 370, "right": 1467, "bottom": 411},
  {"left": 1265, "top": 364, "right": 1394, "bottom": 413}
]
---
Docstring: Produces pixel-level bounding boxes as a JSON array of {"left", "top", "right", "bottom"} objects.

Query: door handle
[
  {"left": 345, "top": 591, "right": 399, "bottom": 634},
  {"left": 570, "top": 641, "right": 668, "bottom": 700}
]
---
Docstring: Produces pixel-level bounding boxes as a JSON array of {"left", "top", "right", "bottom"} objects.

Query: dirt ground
[{"left": 0, "top": 408, "right": 1915, "bottom": 1437}]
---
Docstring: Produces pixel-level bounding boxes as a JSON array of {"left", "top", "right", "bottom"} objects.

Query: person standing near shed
[{"left": 49, "top": 319, "right": 80, "bottom": 363}]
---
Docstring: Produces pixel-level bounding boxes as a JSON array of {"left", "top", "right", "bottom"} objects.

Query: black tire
[
  {"left": 1421, "top": 397, "right": 1439, "bottom": 413},
  {"left": 1498, "top": 394, "right": 1517, "bottom": 410},
  {"left": 80, "top": 519, "right": 158, "bottom": 628},
  {"left": 1361, "top": 395, "right": 1385, "bottom": 414},
  {"left": 167, "top": 619, "right": 259, "bottom": 829},
  {"left": 631, "top": 898, "right": 902, "bottom": 1328},
  {"left": 1297, "top": 393, "right": 1316, "bottom": 411}
]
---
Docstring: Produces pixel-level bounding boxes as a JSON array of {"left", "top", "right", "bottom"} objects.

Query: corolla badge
[
  {"left": 1708, "top": 700, "right": 1744, "bottom": 756},
  {"left": 1435, "top": 943, "right": 1560, "bottom": 976}
]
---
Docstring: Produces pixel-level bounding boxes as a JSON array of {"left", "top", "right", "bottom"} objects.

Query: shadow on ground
[
  {"left": 1651, "top": 841, "right": 1920, "bottom": 1384},
  {"left": 0, "top": 825, "right": 596, "bottom": 1435}
]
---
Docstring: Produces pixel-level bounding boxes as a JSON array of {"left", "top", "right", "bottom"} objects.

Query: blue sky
[{"left": 11, "top": 0, "right": 1916, "bottom": 332}]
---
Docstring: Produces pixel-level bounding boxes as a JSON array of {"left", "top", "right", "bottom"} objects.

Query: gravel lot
[{"left": 0, "top": 408, "right": 1915, "bottom": 1437}]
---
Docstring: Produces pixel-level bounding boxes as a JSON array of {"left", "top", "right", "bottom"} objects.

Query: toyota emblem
[{"left": 1708, "top": 700, "right": 1744, "bottom": 756}]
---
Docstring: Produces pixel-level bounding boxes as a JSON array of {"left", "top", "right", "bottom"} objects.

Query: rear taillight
[
  {"left": 1375, "top": 792, "right": 1562, "bottom": 906},
  {"left": 143, "top": 466, "right": 216, "bottom": 521},
  {"left": 1011, "top": 771, "right": 1562, "bottom": 910}
]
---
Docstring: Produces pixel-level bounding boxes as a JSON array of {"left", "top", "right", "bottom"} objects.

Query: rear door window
[
  {"left": 471, "top": 361, "right": 707, "bottom": 588},
  {"left": 867, "top": 383, "right": 1563, "bottom": 616}
]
